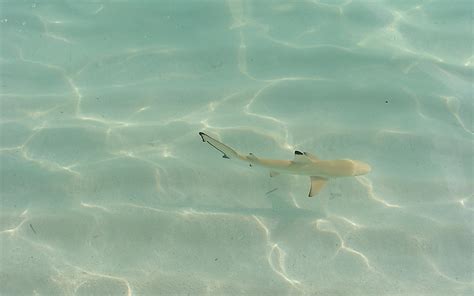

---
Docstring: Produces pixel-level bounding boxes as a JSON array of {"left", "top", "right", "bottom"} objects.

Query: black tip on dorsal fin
[{"left": 295, "top": 150, "right": 303, "bottom": 155}]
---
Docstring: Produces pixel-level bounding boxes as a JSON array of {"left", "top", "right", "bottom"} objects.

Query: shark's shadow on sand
[{"left": 188, "top": 186, "right": 327, "bottom": 241}]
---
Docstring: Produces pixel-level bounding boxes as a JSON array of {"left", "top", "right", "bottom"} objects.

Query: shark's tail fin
[{"left": 199, "top": 132, "right": 247, "bottom": 161}]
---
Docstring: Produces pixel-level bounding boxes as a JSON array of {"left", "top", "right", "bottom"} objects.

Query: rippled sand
[{"left": 1, "top": 1, "right": 473, "bottom": 295}]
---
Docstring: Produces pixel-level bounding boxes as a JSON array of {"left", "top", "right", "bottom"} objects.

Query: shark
[{"left": 199, "top": 132, "right": 371, "bottom": 197}]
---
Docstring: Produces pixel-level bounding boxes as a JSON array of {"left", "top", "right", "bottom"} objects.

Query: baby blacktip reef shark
[{"left": 199, "top": 132, "right": 371, "bottom": 197}]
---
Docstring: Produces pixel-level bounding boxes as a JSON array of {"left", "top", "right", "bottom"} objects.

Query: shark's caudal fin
[
  {"left": 309, "top": 176, "right": 327, "bottom": 197},
  {"left": 199, "top": 132, "right": 246, "bottom": 161}
]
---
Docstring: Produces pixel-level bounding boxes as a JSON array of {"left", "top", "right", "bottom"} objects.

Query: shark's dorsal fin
[
  {"left": 303, "top": 151, "right": 319, "bottom": 161},
  {"left": 293, "top": 150, "right": 316, "bottom": 163},
  {"left": 309, "top": 176, "right": 327, "bottom": 197},
  {"left": 293, "top": 151, "right": 310, "bottom": 163}
]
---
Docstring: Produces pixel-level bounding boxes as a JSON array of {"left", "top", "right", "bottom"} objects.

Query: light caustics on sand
[
  {"left": 0, "top": 209, "right": 133, "bottom": 295},
  {"left": 1, "top": 1, "right": 472, "bottom": 294}
]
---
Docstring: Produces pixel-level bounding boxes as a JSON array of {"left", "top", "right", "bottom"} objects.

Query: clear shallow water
[{"left": 0, "top": 0, "right": 472, "bottom": 295}]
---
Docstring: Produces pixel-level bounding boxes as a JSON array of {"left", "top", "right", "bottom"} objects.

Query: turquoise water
[{"left": 1, "top": 0, "right": 473, "bottom": 295}]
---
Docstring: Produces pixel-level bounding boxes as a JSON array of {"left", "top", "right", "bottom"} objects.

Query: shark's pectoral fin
[
  {"left": 309, "top": 176, "right": 327, "bottom": 197},
  {"left": 270, "top": 171, "right": 280, "bottom": 177}
]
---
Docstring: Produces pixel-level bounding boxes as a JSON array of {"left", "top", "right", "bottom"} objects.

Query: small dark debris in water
[
  {"left": 214, "top": 258, "right": 218, "bottom": 261},
  {"left": 29, "top": 223, "right": 36, "bottom": 234},
  {"left": 266, "top": 188, "right": 278, "bottom": 195},
  {"left": 385, "top": 100, "right": 389, "bottom": 103},
  {"left": 96, "top": 97, "right": 100, "bottom": 100},
  {"left": 210, "top": 60, "right": 223, "bottom": 69}
]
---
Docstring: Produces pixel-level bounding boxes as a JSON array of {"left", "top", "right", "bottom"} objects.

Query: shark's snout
[{"left": 354, "top": 161, "right": 371, "bottom": 175}]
